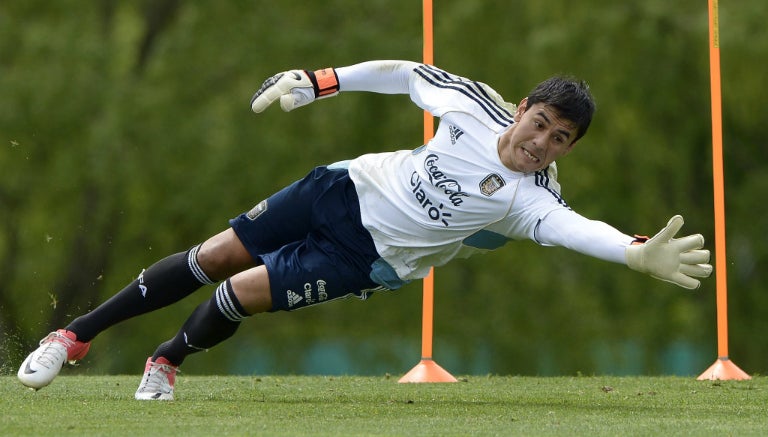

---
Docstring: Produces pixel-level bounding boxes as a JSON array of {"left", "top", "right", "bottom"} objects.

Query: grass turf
[{"left": 2, "top": 374, "right": 766, "bottom": 436}]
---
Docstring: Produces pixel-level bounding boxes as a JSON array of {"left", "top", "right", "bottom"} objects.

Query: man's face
[{"left": 497, "top": 98, "right": 579, "bottom": 173}]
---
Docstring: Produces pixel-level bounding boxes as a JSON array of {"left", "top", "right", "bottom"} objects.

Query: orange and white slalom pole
[
  {"left": 697, "top": 0, "right": 750, "bottom": 381},
  {"left": 399, "top": 0, "right": 458, "bottom": 383}
]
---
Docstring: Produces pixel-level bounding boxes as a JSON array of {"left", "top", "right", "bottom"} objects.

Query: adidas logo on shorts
[{"left": 286, "top": 290, "right": 304, "bottom": 308}]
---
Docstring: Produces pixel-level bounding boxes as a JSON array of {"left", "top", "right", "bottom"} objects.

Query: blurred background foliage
[{"left": 1, "top": 0, "right": 765, "bottom": 377}]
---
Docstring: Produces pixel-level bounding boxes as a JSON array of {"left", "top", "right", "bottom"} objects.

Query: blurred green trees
[{"left": 1, "top": 0, "right": 765, "bottom": 377}]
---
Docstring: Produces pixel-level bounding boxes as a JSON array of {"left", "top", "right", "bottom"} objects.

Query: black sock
[
  {"left": 66, "top": 245, "right": 215, "bottom": 342},
  {"left": 152, "top": 279, "right": 249, "bottom": 366}
]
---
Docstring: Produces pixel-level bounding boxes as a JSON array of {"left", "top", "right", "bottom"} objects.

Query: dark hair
[{"left": 526, "top": 76, "right": 595, "bottom": 142}]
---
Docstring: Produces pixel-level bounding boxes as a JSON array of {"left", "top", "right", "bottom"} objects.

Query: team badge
[
  {"left": 479, "top": 174, "right": 505, "bottom": 196},
  {"left": 246, "top": 200, "right": 268, "bottom": 220}
]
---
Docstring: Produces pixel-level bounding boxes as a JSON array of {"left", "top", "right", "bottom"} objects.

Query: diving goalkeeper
[{"left": 18, "top": 60, "right": 712, "bottom": 400}]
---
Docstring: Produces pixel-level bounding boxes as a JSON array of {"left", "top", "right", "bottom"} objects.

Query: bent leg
[
  {"left": 145, "top": 166, "right": 383, "bottom": 365},
  {"left": 66, "top": 228, "right": 256, "bottom": 343},
  {"left": 150, "top": 265, "right": 272, "bottom": 365},
  {"left": 66, "top": 244, "right": 217, "bottom": 342}
]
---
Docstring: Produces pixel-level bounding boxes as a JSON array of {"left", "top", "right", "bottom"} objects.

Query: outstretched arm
[
  {"left": 536, "top": 209, "right": 712, "bottom": 289},
  {"left": 250, "top": 60, "right": 419, "bottom": 113}
]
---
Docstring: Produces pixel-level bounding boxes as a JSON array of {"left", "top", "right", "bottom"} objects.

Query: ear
[{"left": 513, "top": 98, "right": 528, "bottom": 122}]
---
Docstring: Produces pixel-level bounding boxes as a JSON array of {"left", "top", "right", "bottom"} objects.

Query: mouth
[{"left": 521, "top": 147, "right": 540, "bottom": 163}]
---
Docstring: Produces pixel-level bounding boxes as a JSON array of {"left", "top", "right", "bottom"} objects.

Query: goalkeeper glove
[
  {"left": 250, "top": 68, "right": 339, "bottom": 113},
  {"left": 625, "top": 215, "right": 713, "bottom": 290}
]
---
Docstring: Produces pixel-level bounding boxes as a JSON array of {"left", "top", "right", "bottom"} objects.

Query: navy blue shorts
[{"left": 229, "top": 166, "right": 385, "bottom": 312}]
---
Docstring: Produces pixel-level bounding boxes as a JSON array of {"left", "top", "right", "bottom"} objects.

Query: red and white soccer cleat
[
  {"left": 135, "top": 357, "right": 177, "bottom": 401},
  {"left": 17, "top": 329, "right": 91, "bottom": 390}
]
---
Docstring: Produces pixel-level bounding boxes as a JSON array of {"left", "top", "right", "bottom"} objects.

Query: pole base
[
  {"left": 398, "top": 359, "right": 458, "bottom": 383},
  {"left": 697, "top": 357, "right": 751, "bottom": 381}
]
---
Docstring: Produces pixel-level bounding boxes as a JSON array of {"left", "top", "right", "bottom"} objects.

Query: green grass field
[{"left": 2, "top": 374, "right": 766, "bottom": 436}]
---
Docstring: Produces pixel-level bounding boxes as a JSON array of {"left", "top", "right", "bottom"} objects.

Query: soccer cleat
[
  {"left": 17, "top": 329, "right": 91, "bottom": 390},
  {"left": 135, "top": 357, "right": 177, "bottom": 401}
]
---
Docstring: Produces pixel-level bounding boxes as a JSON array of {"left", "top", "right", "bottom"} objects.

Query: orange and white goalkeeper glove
[
  {"left": 625, "top": 215, "right": 713, "bottom": 289},
  {"left": 251, "top": 68, "right": 339, "bottom": 113}
]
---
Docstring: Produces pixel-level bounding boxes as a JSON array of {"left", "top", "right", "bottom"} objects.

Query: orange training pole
[
  {"left": 697, "top": 0, "right": 749, "bottom": 381},
  {"left": 399, "top": 0, "right": 457, "bottom": 383}
]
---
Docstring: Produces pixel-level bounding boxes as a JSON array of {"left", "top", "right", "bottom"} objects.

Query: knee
[
  {"left": 195, "top": 246, "right": 228, "bottom": 281},
  {"left": 230, "top": 267, "right": 273, "bottom": 314},
  {"left": 197, "top": 230, "right": 255, "bottom": 280}
]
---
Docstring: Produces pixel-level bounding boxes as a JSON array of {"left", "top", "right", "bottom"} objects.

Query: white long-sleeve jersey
[{"left": 336, "top": 61, "right": 635, "bottom": 282}]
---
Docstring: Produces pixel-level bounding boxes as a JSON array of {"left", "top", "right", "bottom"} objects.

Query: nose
[{"left": 531, "top": 132, "right": 548, "bottom": 151}]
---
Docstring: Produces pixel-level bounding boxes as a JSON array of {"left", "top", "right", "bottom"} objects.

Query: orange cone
[
  {"left": 399, "top": 359, "right": 458, "bottom": 383},
  {"left": 697, "top": 357, "right": 751, "bottom": 381}
]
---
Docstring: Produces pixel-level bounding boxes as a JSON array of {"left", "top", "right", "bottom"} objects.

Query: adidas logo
[
  {"left": 286, "top": 290, "right": 304, "bottom": 308},
  {"left": 449, "top": 125, "right": 464, "bottom": 144}
]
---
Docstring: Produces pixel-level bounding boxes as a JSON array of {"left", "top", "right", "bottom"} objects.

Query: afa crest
[{"left": 479, "top": 174, "right": 505, "bottom": 196}]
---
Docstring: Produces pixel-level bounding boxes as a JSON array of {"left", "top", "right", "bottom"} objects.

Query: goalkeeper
[{"left": 18, "top": 60, "right": 712, "bottom": 400}]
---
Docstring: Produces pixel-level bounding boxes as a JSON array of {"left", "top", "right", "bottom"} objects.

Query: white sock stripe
[
  {"left": 215, "top": 284, "right": 240, "bottom": 322},
  {"left": 220, "top": 282, "right": 247, "bottom": 320},
  {"left": 188, "top": 245, "right": 215, "bottom": 285},
  {"left": 215, "top": 283, "right": 245, "bottom": 322}
]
